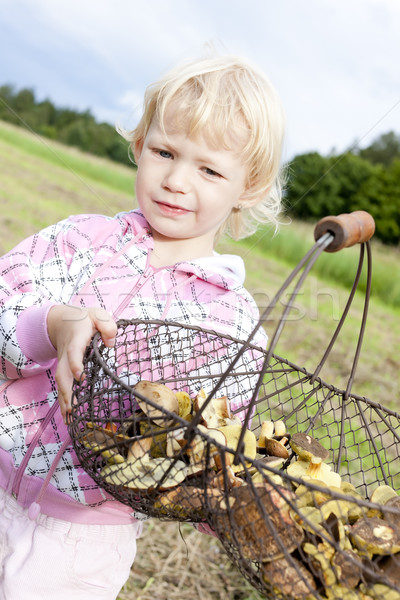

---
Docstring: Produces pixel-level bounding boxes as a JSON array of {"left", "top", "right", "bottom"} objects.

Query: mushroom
[
  {"left": 185, "top": 426, "right": 227, "bottom": 475},
  {"left": 100, "top": 456, "right": 187, "bottom": 490},
  {"left": 264, "top": 438, "right": 290, "bottom": 460},
  {"left": 349, "top": 517, "right": 400, "bottom": 556},
  {"left": 261, "top": 554, "right": 316, "bottom": 599},
  {"left": 127, "top": 436, "right": 153, "bottom": 460},
  {"left": 292, "top": 505, "right": 327, "bottom": 537},
  {"left": 153, "top": 485, "right": 206, "bottom": 520},
  {"left": 257, "top": 420, "right": 289, "bottom": 458},
  {"left": 287, "top": 459, "right": 342, "bottom": 488},
  {"left": 133, "top": 381, "right": 179, "bottom": 425},
  {"left": 303, "top": 541, "right": 337, "bottom": 587},
  {"left": 288, "top": 432, "right": 341, "bottom": 487},
  {"left": 210, "top": 465, "right": 244, "bottom": 491},
  {"left": 332, "top": 548, "right": 362, "bottom": 589},
  {"left": 326, "top": 585, "right": 365, "bottom": 600},
  {"left": 210, "top": 482, "right": 304, "bottom": 562},
  {"left": 359, "top": 582, "right": 400, "bottom": 600},
  {"left": 217, "top": 424, "right": 257, "bottom": 473},
  {"left": 175, "top": 391, "right": 192, "bottom": 420},
  {"left": 365, "top": 554, "right": 400, "bottom": 589},
  {"left": 382, "top": 495, "right": 400, "bottom": 528},
  {"left": 295, "top": 482, "right": 342, "bottom": 508},
  {"left": 370, "top": 485, "right": 398, "bottom": 506},
  {"left": 258, "top": 420, "right": 275, "bottom": 447},
  {"left": 194, "top": 390, "right": 240, "bottom": 429},
  {"left": 81, "top": 422, "right": 128, "bottom": 464},
  {"left": 138, "top": 420, "right": 168, "bottom": 458},
  {"left": 290, "top": 432, "right": 330, "bottom": 463},
  {"left": 367, "top": 485, "right": 399, "bottom": 519}
]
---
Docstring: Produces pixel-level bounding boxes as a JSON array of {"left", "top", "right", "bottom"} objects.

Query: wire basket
[{"left": 69, "top": 211, "right": 400, "bottom": 600}]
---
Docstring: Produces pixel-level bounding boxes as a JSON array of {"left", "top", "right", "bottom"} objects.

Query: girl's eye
[
  {"left": 159, "top": 149, "right": 172, "bottom": 159},
  {"left": 203, "top": 167, "right": 221, "bottom": 178}
]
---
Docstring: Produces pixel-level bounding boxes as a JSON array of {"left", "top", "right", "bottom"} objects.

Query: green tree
[
  {"left": 285, "top": 153, "right": 341, "bottom": 219},
  {"left": 357, "top": 131, "right": 400, "bottom": 167}
]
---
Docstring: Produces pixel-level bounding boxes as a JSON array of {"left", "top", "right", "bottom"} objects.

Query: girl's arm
[{"left": 0, "top": 215, "right": 101, "bottom": 380}]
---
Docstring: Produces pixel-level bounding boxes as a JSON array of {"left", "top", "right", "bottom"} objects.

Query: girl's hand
[{"left": 47, "top": 305, "right": 117, "bottom": 421}]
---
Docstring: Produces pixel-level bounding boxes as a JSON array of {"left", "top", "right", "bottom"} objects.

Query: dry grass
[{"left": 118, "top": 521, "right": 263, "bottom": 600}]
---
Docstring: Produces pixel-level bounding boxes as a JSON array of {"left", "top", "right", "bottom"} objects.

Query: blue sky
[{"left": 1, "top": 0, "right": 399, "bottom": 161}]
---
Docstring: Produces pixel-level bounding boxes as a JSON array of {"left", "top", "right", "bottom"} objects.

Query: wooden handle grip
[{"left": 314, "top": 210, "right": 375, "bottom": 252}]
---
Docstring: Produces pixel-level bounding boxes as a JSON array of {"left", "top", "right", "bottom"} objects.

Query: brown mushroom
[
  {"left": 210, "top": 482, "right": 304, "bottom": 562},
  {"left": 81, "top": 422, "right": 128, "bottom": 464},
  {"left": 264, "top": 438, "right": 290, "bottom": 460},
  {"left": 349, "top": 516, "right": 400, "bottom": 556},
  {"left": 382, "top": 495, "right": 400, "bottom": 528},
  {"left": 332, "top": 549, "right": 362, "bottom": 588},
  {"left": 133, "top": 381, "right": 179, "bottom": 425},
  {"left": 153, "top": 485, "right": 206, "bottom": 520},
  {"left": 127, "top": 436, "right": 153, "bottom": 460},
  {"left": 290, "top": 432, "right": 330, "bottom": 463},
  {"left": 261, "top": 554, "right": 317, "bottom": 598}
]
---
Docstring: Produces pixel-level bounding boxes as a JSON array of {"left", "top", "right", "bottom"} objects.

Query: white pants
[{"left": 0, "top": 489, "right": 142, "bottom": 600}]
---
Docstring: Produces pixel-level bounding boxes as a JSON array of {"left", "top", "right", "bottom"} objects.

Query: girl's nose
[{"left": 162, "top": 163, "right": 190, "bottom": 194}]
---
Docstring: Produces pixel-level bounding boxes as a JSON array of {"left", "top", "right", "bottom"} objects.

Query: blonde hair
[{"left": 122, "top": 54, "right": 286, "bottom": 240}]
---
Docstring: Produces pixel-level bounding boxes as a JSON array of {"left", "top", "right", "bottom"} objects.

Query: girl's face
[{"left": 134, "top": 116, "right": 250, "bottom": 259}]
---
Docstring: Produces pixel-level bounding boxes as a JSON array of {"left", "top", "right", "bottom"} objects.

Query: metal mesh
[
  {"left": 69, "top": 318, "right": 400, "bottom": 600},
  {"left": 69, "top": 233, "right": 400, "bottom": 600}
]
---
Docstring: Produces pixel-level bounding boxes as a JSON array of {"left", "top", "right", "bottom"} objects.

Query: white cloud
[{"left": 0, "top": 0, "right": 399, "bottom": 158}]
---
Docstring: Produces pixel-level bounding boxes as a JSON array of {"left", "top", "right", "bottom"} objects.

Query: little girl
[{"left": 0, "top": 54, "right": 285, "bottom": 599}]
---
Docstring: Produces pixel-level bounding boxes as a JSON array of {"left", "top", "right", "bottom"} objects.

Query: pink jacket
[{"left": 0, "top": 210, "right": 267, "bottom": 524}]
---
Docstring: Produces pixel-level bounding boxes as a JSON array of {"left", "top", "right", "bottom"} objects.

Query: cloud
[{"left": 0, "top": 0, "right": 399, "bottom": 158}]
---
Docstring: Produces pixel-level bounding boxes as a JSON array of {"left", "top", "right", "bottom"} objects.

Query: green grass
[
  {"left": 240, "top": 218, "right": 400, "bottom": 308},
  {"left": 0, "top": 119, "right": 135, "bottom": 196}
]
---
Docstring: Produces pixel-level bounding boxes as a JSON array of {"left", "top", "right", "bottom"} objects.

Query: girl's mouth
[{"left": 155, "top": 201, "right": 192, "bottom": 215}]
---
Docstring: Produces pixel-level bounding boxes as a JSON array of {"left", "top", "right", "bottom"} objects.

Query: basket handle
[{"left": 314, "top": 210, "right": 375, "bottom": 252}]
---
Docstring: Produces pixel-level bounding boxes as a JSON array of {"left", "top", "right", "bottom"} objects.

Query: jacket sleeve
[{"left": 0, "top": 216, "right": 94, "bottom": 379}]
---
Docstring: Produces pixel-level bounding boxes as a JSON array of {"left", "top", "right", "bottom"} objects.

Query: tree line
[
  {"left": 1, "top": 84, "right": 399, "bottom": 244},
  {"left": 285, "top": 132, "right": 400, "bottom": 245},
  {"left": 0, "top": 84, "right": 132, "bottom": 166}
]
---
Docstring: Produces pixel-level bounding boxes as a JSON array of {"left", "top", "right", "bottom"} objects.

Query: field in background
[{"left": 1, "top": 120, "right": 399, "bottom": 600}]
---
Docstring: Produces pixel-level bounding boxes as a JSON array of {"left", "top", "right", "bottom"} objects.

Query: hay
[{"left": 118, "top": 520, "right": 264, "bottom": 600}]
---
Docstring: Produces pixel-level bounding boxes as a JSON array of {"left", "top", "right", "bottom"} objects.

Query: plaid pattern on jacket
[{"left": 0, "top": 210, "right": 267, "bottom": 521}]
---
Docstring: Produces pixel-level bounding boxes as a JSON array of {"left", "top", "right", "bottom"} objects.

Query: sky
[{"left": 1, "top": 0, "right": 399, "bottom": 162}]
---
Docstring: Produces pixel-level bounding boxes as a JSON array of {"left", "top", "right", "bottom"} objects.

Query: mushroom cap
[
  {"left": 211, "top": 482, "right": 304, "bottom": 561},
  {"left": 258, "top": 420, "right": 274, "bottom": 447},
  {"left": 290, "top": 432, "right": 330, "bottom": 463},
  {"left": 261, "top": 554, "right": 316, "bottom": 598},
  {"left": 133, "top": 381, "right": 179, "bottom": 425},
  {"left": 370, "top": 485, "right": 398, "bottom": 506},
  {"left": 349, "top": 516, "right": 400, "bottom": 555},
  {"left": 332, "top": 549, "right": 362, "bottom": 589},
  {"left": 382, "top": 495, "right": 400, "bottom": 528},
  {"left": 153, "top": 485, "right": 206, "bottom": 520},
  {"left": 264, "top": 438, "right": 289, "bottom": 460}
]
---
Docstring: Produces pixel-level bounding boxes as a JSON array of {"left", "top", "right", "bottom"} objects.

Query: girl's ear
[
  {"left": 237, "top": 189, "right": 263, "bottom": 209},
  {"left": 133, "top": 139, "right": 144, "bottom": 164}
]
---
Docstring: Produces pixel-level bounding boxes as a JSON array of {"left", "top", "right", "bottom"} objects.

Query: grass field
[{"left": 0, "top": 120, "right": 399, "bottom": 600}]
